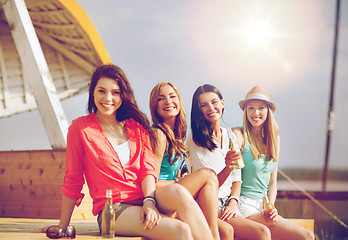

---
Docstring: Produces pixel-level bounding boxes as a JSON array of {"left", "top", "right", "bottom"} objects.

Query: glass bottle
[
  {"left": 262, "top": 190, "right": 276, "bottom": 226},
  {"left": 227, "top": 128, "right": 245, "bottom": 169},
  {"left": 101, "top": 189, "right": 115, "bottom": 238}
]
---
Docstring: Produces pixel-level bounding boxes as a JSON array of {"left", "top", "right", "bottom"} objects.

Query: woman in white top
[{"left": 187, "top": 84, "right": 271, "bottom": 240}]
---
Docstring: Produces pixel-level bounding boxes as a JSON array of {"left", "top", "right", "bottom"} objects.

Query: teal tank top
[
  {"left": 158, "top": 150, "right": 183, "bottom": 180},
  {"left": 241, "top": 141, "right": 278, "bottom": 199},
  {"left": 153, "top": 126, "right": 184, "bottom": 181}
]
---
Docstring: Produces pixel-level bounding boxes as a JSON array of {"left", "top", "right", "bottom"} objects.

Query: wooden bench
[
  {"left": 0, "top": 217, "right": 147, "bottom": 240},
  {"left": 287, "top": 218, "right": 314, "bottom": 232},
  {"left": 0, "top": 217, "right": 313, "bottom": 239}
]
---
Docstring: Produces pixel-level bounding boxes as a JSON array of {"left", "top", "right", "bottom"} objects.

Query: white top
[
  {"left": 113, "top": 140, "right": 130, "bottom": 167},
  {"left": 186, "top": 127, "right": 242, "bottom": 198}
]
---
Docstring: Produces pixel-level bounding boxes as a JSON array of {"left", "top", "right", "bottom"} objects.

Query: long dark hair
[
  {"left": 149, "top": 82, "right": 188, "bottom": 163},
  {"left": 88, "top": 64, "right": 155, "bottom": 145},
  {"left": 191, "top": 84, "right": 224, "bottom": 151}
]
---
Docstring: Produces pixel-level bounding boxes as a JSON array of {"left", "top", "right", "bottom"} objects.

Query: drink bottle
[
  {"left": 227, "top": 129, "right": 245, "bottom": 169},
  {"left": 262, "top": 190, "right": 276, "bottom": 226},
  {"left": 101, "top": 189, "right": 115, "bottom": 238}
]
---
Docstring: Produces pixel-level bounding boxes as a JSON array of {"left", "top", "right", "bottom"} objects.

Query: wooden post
[
  {"left": 2, "top": 0, "right": 69, "bottom": 149},
  {"left": 322, "top": 0, "right": 340, "bottom": 191}
]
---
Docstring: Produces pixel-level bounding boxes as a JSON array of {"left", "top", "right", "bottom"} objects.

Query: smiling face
[
  {"left": 246, "top": 99, "right": 269, "bottom": 127},
  {"left": 198, "top": 92, "right": 224, "bottom": 124},
  {"left": 93, "top": 77, "right": 122, "bottom": 117},
  {"left": 156, "top": 84, "right": 180, "bottom": 122}
]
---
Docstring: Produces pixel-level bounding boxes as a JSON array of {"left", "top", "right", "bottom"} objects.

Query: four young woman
[{"left": 48, "top": 63, "right": 314, "bottom": 239}]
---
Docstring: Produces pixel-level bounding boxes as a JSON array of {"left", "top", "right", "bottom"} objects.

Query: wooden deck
[
  {"left": 0, "top": 217, "right": 146, "bottom": 240},
  {"left": 0, "top": 217, "right": 313, "bottom": 240}
]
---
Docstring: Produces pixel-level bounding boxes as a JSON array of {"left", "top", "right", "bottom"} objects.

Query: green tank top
[
  {"left": 158, "top": 150, "right": 183, "bottom": 180},
  {"left": 241, "top": 141, "right": 278, "bottom": 199}
]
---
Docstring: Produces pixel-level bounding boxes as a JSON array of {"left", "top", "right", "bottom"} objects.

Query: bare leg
[
  {"left": 178, "top": 168, "right": 220, "bottom": 240},
  {"left": 248, "top": 213, "right": 314, "bottom": 240},
  {"left": 218, "top": 218, "right": 234, "bottom": 240},
  {"left": 155, "top": 183, "right": 214, "bottom": 240},
  {"left": 226, "top": 215, "right": 271, "bottom": 240},
  {"left": 115, "top": 205, "right": 193, "bottom": 240}
]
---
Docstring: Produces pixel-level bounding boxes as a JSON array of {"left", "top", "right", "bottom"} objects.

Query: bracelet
[
  {"left": 143, "top": 196, "right": 156, "bottom": 205},
  {"left": 228, "top": 195, "right": 239, "bottom": 204}
]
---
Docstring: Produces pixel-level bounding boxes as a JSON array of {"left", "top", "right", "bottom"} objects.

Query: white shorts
[{"left": 238, "top": 195, "right": 263, "bottom": 218}]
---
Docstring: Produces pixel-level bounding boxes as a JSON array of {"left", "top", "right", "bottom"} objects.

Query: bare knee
[
  {"left": 258, "top": 225, "right": 271, "bottom": 240},
  {"left": 246, "top": 224, "right": 270, "bottom": 240},
  {"left": 165, "top": 184, "right": 195, "bottom": 205},
  {"left": 219, "top": 223, "right": 234, "bottom": 240},
  {"left": 301, "top": 229, "right": 314, "bottom": 240},
  {"left": 197, "top": 168, "right": 218, "bottom": 186},
  {"left": 172, "top": 221, "right": 192, "bottom": 240}
]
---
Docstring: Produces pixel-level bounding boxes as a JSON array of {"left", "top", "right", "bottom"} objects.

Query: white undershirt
[{"left": 113, "top": 140, "right": 130, "bottom": 167}]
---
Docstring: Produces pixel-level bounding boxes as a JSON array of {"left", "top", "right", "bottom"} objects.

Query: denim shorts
[
  {"left": 238, "top": 195, "right": 263, "bottom": 218},
  {"left": 218, "top": 196, "right": 242, "bottom": 216}
]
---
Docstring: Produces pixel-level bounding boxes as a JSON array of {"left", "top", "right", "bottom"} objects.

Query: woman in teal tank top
[
  {"left": 233, "top": 86, "right": 314, "bottom": 240},
  {"left": 149, "top": 82, "right": 233, "bottom": 240}
]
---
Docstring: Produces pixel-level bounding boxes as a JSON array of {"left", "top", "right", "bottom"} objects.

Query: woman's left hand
[
  {"left": 220, "top": 200, "right": 238, "bottom": 221},
  {"left": 141, "top": 200, "right": 161, "bottom": 229}
]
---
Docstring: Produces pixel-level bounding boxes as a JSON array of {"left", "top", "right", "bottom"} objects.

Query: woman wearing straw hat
[{"left": 233, "top": 86, "right": 314, "bottom": 240}]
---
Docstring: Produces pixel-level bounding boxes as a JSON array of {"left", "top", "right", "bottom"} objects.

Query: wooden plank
[
  {"left": 0, "top": 200, "right": 62, "bottom": 218},
  {"left": 0, "top": 168, "right": 65, "bottom": 185},
  {"left": 57, "top": 52, "right": 72, "bottom": 90},
  {"left": 2, "top": 0, "right": 69, "bottom": 149},
  {"left": 0, "top": 218, "right": 147, "bottom": 239},
  {"left": 35, "top": 28, "right": 95, "bottom": 73},
  {"left": 0, "top": 150, "right": 66, "bottom": 169},
  {"left": 288, "top": 218, "right": 314, "bottom": 232},
  {"left": 0, "top": 43, "right": 10, "bottom": 108},
  {"left": 0, "top": 184, "right": 63, "bottom": 201}
]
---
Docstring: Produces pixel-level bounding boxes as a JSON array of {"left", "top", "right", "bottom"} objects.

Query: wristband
[
  {"left": 228, "top": 195, "right": 239, "bottom": 204},
  {"left": 143, "top": 196, "right": 156, "bottom": 205}
]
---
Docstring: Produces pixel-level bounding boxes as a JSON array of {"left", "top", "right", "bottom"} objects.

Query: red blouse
[{"left": 61, "top": 113, "right": 157, "bottom": 216}]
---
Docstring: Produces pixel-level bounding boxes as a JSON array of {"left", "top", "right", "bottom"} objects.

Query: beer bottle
[
  {"left": 101, "top": 189, "right": 115, "bottom": 238},
  {"left": 262, "top": 190, "right": 275, "bottom": 226},
  {"left": 227, "top": 128, "right": 245, "bottom": 169}
]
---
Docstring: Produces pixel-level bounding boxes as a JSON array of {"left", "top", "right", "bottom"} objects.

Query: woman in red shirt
[{"left": 48, "top": 64, "right": 214, "bottom": 239}]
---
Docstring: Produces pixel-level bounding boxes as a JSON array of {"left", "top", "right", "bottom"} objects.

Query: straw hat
[{"left": 239, "top": 86, "right": 276, "bottom": 112}]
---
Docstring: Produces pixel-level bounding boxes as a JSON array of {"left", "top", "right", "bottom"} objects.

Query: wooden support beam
[
  {"left": 57, "top": 52, "right": 72, "bottom": 90},
  {"left": 2, "top": 0, "right": 68, "bottom": 149},
  {"left": 0, "top": 43, "right": 10, "bottom": 108}
]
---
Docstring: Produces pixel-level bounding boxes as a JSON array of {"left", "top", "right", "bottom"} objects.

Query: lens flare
[{"left": 245, "top": 22, "right": 272, "bottom": 47}]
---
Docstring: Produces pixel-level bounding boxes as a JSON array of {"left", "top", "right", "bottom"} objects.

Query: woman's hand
[
  {"left": 225, "top": 149, "right": 241, "bottom": 168},
  {"left": 220, "top": 199, "right": 238, "bottom": 221},
  {"left": 141, "top": 200, "right": 161, "bottom": 229},
  {"left": 269, "top": 206, "right": 278, "bottom": 223}
]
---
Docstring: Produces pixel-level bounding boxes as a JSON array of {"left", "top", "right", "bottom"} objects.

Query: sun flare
[{"left": 244, "top": 22, "right": 273, "bottom": 47}]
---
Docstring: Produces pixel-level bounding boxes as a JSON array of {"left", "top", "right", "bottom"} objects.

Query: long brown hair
[
  {"left": 149, "top": 82, "right": 187, "bottom": 164},
  {"left": 191, "top": 84, "right": 224, "bottom": 151},
  {"left": 88, "top": 64, "right": 156, "bottom": 145},
  {"left": 242, "top": 103, "right": 279, "bottom": 162}
]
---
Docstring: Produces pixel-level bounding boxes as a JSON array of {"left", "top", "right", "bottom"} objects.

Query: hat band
[{"left": 245, "top": 93, "right": 270, "bottom": 101}]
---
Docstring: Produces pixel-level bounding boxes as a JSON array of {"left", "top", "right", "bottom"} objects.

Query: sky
[{"left": 0, "top": 0, "right": 347, "bottom": 170}]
